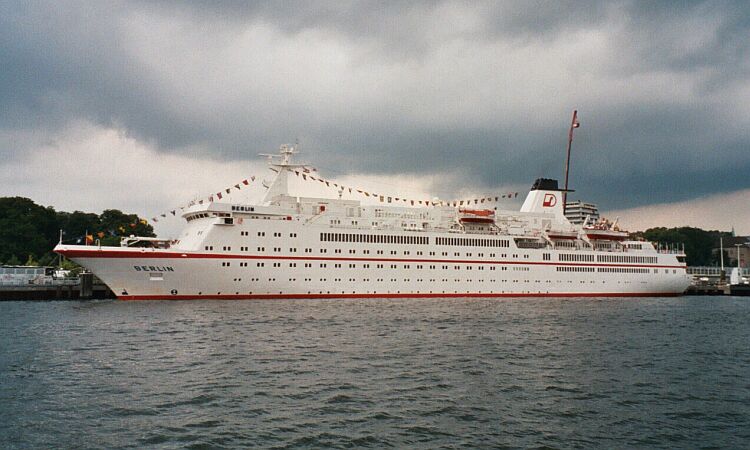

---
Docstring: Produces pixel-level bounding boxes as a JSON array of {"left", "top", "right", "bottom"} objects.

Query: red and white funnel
[{"left": 520, "top": 178, "right": 569, "bottom": 221}]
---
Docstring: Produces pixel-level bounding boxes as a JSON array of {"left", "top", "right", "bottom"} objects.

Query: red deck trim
[
  {"left": 118, "top": 292, "right": 682, "bottom": 301},
  {"left": 55, "top": 248, "right": 686, "bottom": 270}
]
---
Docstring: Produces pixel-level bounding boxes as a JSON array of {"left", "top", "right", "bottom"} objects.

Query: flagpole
[{"left": 563, "top": 109, "right": 578, "bottom": 215}]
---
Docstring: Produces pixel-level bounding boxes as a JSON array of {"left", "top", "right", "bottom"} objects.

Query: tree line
[
  {"left": 630, "top": 227, "right": 733, "bottom": 266},
  {"left": 0, "top": 197, "right": 155, "bottom": 266}
]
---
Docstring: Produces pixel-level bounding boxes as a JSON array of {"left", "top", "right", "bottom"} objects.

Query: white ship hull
[{"left": 55, "top": 229, "right": 689, "bottom": 300}]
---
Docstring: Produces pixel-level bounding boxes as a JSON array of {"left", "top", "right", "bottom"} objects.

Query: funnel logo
[{"left": 542, "top": 193, "right": 557, "bottom": 207}]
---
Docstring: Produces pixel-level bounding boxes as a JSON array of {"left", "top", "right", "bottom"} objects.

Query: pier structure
[
  {"left": 0, "top": 267, "right": 114, "bottom": 300},
  {"left": 685, "top": 266, "right": 750, "bottom": 295}
]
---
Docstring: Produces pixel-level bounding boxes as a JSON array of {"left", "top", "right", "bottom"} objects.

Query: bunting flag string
[
  {"left": 287, "top": 168, "right": 519, "bottom": 209},
  {"left": 150, "top": 175, "right": 259, "bottom": 223},
  {"left": 148, "top": 168, "right": 520, "bottom": 224}
]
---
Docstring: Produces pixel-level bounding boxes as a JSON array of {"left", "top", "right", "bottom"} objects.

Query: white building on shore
[{"left": 565, "top": 201, "right": 600, "bottom": 225}]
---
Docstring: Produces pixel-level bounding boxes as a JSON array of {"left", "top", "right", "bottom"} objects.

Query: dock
[
  {"left": 0, "top": 273, "right": 115, "bottom": 300},
  {"left": 685, "top": 284, "right": 727, "bottom": 296}
]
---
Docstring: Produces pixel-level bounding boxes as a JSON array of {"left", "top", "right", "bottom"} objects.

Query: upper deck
[{"left": 130, "top": 144, "right": 685, "bottom": 260}]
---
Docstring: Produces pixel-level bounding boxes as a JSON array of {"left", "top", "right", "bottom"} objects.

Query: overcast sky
[{"left": 1, "top": 1, "right": 749, "bottom": 236}]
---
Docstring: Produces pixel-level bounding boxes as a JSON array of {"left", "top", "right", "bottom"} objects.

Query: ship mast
[
  {"left": 259, "top": 143, "right": 310, "bottom": 203},
  {"left": 562, "top": 110, "right": 580, "bottom": 215}
]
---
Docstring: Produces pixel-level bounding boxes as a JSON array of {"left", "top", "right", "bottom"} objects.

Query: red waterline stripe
[
  {"left": 119, "top": 292, "right": 682, "bottom": 301},
  {"left": 56, "top": 248, "right": 686, "bottom": 270}
]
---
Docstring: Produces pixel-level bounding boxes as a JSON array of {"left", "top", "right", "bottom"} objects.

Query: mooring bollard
[{"left": 79, "top": 272, "right": 93, "bottom": 299}]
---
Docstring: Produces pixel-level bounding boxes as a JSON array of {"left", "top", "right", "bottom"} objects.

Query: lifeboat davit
[{"left": 458, "top": 209, "right": 495, "bottom": 223}]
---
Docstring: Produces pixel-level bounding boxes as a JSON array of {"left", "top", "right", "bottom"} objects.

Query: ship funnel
[{"left": 520, "top": 178, "right": 568, "bottom": 221}]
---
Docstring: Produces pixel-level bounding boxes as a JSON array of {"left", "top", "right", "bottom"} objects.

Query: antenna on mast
[
  {"left": 259, "top": 142, "right": 312, "bottom": 203},
  {"left": 563, "top": 109, "right": 580, "bottom": 215}
]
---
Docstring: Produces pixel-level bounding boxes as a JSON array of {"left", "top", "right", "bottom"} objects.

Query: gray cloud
[{"left": 1, "top": 0, "right": 749, "bottom": 212}]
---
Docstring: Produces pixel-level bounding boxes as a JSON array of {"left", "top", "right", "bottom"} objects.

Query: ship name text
[{"left": 134, "top": 265, "right": 175, "bottom": 272}]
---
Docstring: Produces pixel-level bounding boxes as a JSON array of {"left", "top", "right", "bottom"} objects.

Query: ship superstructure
[{"left": 55, "top": 145, "right": 690, "bottom": 299}]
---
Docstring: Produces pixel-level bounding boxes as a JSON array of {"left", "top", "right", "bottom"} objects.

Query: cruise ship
[{"left": 54, "top": 145, "right": 690, "bottom": 300}]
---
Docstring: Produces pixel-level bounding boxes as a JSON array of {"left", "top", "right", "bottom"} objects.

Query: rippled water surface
[{"left": 1, "top": 296, "right": 749, "bottom": 449}]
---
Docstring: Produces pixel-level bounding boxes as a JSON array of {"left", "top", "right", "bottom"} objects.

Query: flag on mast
[{"left": 569, "top": 110, "right": 581, "bottom": 141}]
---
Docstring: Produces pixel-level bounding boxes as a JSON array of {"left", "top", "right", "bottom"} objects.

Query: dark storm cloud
[{"left": 1, "top": 0, "right": 749, "bottom": 209}]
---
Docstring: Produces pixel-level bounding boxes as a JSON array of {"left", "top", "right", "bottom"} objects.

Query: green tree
[
  {"left": 24, "top": 254, "right": 39, "bottom": 266},
  {"left": 0, "top": 197, "right": 58, "bottom": 263},
  {"left": 1, "top": 197, "right": 157, "bottom": 265},
  {"left": 98, "top": 209, "right": 155, "bottom": 245},
  {"left": 38, "top": 253, "right": 57, "bottom": 267},
  {"left": 632, "top": 227, "right": 732, "bottom": 266},
  {"left": 56, "top": 210, "right": 101, "bottom": 244}
]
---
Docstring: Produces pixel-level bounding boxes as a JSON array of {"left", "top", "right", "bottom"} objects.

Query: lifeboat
[
  {"left": 458, "top": 209, "right": 495, "bottom": 223},
  {"left": 583, "top": 227, "right": 629, "bottom": 241},
  {"left": 546, "top": 230, "right": 578, "bottom": 240}
]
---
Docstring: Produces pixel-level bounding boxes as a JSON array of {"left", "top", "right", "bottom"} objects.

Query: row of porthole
[
  {"left": 225, "top": 279, "right": 644, "bottom": 284},
  {"left": 174, "top": 283, "right": 642, "bottom": 296},
  {"left": 179, "top": 290, "right": 579, "bottom": 295}
]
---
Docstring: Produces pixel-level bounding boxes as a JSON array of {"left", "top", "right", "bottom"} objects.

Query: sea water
[{"left": 1, "top": 296, "right": 749, "bottom": 448}]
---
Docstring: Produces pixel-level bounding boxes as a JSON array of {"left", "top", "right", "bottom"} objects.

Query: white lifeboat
[
  {"left": 583, "top": 226, "right": 628, "bottom": 241},
  {"left": 583, "top": 217, "right": 628, "bottom": 241},
  {"left": 458, "top": 209, "right": 495, "bottom": 224},
  {"left": 546, "top": 230, "right": 578, "bottom": 240}
]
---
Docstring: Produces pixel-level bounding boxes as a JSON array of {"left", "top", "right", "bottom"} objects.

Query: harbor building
[
  {"left": 717, "top": 236, "right": 750, "bottom": 268},
  {"left": 564, "top": 201, "right": 600, "bottom": 225}
]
